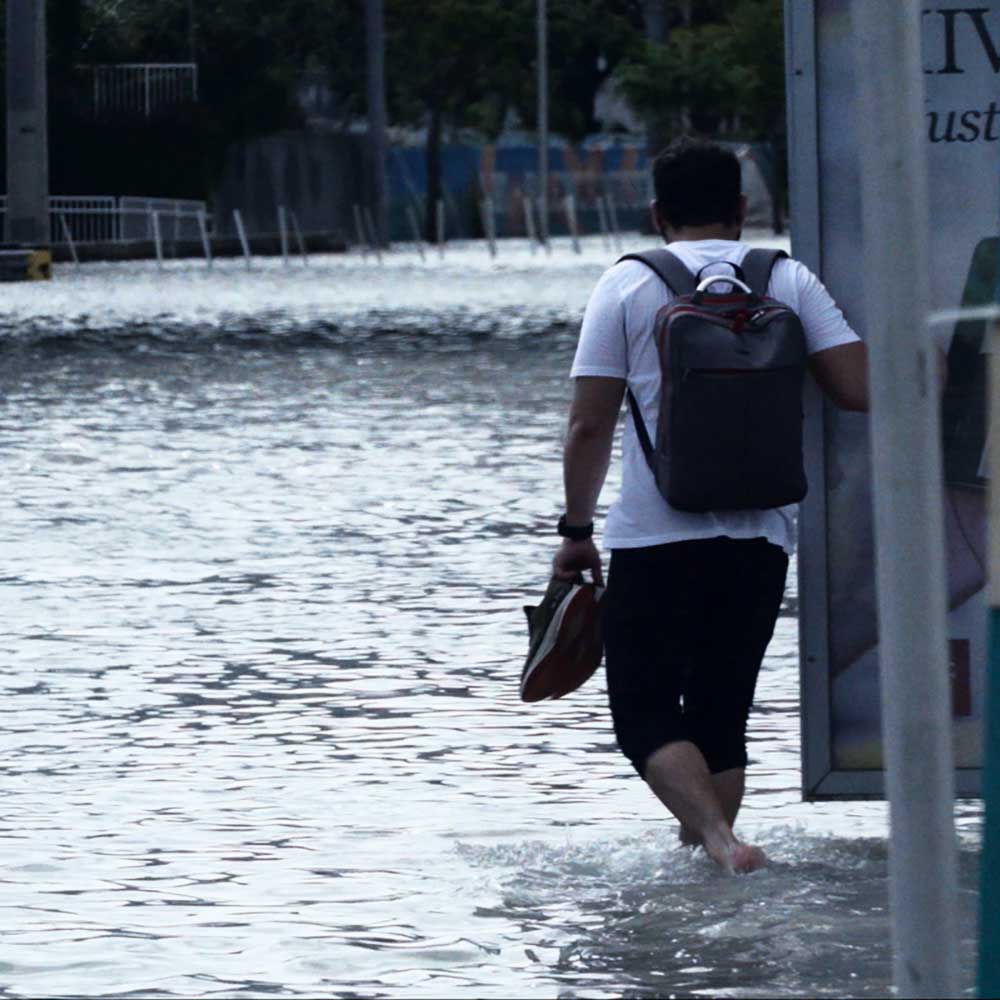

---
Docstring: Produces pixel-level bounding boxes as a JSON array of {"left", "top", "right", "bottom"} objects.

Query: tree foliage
[
  {"left": 372, "top": 0, "right": 644, "bottom": 232},
  {"left": 1, "top": 0, "right": 788, "bottom": 202},
  {"left": 616, "top": 0, "right": 785, "bottom": 141}
]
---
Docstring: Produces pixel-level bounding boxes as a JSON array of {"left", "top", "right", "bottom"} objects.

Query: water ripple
[{"left": 0, "top": 241, "right": 981, "bottom": 998}]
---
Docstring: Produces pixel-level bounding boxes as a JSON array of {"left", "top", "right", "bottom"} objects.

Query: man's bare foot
[
  {"left": 727, "top": 843, "right": 768, "bottom": 873},
  {"left": 702, "top": 829, "right": 768, "bottom": 874}
]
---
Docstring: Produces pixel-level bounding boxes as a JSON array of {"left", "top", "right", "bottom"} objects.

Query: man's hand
[{"left": 553, "top": 538, "right": 604, "bottom": 587}]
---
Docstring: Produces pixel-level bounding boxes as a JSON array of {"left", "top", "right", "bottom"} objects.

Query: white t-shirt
[{"left": 570, "top": 239, "right": 861, "bottom": 554}]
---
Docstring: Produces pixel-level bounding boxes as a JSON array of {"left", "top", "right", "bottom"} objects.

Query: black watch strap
[{"left": 557, "top": 515, "right": 594, "bottom": 541}]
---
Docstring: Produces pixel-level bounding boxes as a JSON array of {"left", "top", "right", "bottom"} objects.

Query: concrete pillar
[{"left": 6, "top": 0, "right": 50, "bottom": 246}]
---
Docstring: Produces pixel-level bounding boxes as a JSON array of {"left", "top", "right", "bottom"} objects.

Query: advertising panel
[{"left": 787, "top": 0, "right": 1000, "bottom": 798}]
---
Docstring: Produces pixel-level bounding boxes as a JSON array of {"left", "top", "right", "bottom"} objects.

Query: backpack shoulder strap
[
  {"left": 617, "top": 249, "right": 697, "bottom": 296},
  {"left": 616, "top": 250, "right": 693, "bottom": 472},
  {"left": 626, "top": 388, "right": 655, "bottom": 468},
  {"left": 742, "top": 248, "right": 789, "bottom": 297}
]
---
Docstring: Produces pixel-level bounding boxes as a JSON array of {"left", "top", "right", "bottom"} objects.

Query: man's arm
[
  {"left": 553, "top": 376, "right": 626, "bottom": 584},
  {"left": 808, "top": 341, "right": 869, "bottom": 411}
]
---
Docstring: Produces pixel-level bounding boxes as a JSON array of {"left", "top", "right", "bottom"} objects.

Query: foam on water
[{"left": 458, "top": 830, "right": 979, "bottom": 997}]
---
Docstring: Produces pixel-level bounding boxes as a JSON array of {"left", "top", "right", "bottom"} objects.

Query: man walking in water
[{"left": 553, "top": 138, "right": 868, "bottom": 873}]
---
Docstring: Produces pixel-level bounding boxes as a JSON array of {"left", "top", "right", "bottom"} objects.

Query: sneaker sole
[
  {"left": 520, "top": 585, "right": 602, "bottom": 702},
  {"left": 547, "top": 597, "right": 604, "bottom": 699}
]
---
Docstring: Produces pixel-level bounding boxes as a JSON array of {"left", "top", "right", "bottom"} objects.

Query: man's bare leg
[
  {"left": 644, "top": 741, "right": 766, "bottom": 873},
  {"left": 678, "top": 768, "right": 745, "bottom": 846}
]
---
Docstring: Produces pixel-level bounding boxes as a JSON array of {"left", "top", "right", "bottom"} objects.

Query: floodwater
[{"left": 0, "top": 236, "right": 982, "bottom": 998}]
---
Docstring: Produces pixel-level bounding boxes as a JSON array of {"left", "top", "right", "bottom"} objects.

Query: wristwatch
[{"left": 557, "top": 515, "right": 594, "bottom": 541}]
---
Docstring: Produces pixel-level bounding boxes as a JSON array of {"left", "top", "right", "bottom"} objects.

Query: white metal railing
[
  {"left": 118, "top": 197, "right": 209, "bottom": 241},
  {"left": 53, "top": 195, "right": 118, "bottom": 242},
  {"left": 0, "top": 195, "right": 210, "bottom": 245},
  {"left": 80, "top": 63, "right": 199, "bottom": 117}
]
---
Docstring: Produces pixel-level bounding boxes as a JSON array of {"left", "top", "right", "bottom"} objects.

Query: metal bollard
[
  {"left": 233, "top": 209, "right": 252, "bottom": 271},
  {"left": 197, "top": 209, "right": 213, "bottom": 269},
  {"left": 150, "top": 210, "right": 164, "bottom": 270},
  {"left": 277, "top": 205, "right": 290, "bottom": 268},
  {"left": 436, "top": 199, "right": 446, "bottom": 260}
]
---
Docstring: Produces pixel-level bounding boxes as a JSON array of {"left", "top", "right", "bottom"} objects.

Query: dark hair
[{"left": 652, "top": 137, "right": 743, "bottom": 229}]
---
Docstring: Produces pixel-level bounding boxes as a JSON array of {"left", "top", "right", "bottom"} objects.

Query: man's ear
[
  {"left": 649, "top": 201, "right": 667, "bottom": 241},
  {"left": 737, "top": 194, "right": 748, "bottom": 227}
]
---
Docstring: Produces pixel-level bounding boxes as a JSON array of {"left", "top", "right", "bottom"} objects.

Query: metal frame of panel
[
  {"left": 785, "top": 0, "right": 836, "bottom": 799},
  {"left": 786, "top": 0, "right": 985, "bottom": 800}
]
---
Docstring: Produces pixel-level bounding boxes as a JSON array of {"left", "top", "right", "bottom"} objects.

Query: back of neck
[{"left": 668, "top": 224, "right": 740, "bottom": 242}]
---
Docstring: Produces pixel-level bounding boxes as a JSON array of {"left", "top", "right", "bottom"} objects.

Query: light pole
[
  {"left": 365, "top": 0, "right": 389, "bottom": 248},
  {"left": 536, "top": 0, "right": 548, "bottom": 246},
  {"left": 6, "top": 0, "right": 50, "bottom": 246},
  {"left": 188, "top": 0, "right": 197, "bottom": 64}
]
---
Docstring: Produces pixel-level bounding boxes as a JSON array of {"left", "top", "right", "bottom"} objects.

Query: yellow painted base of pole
[
  {"left": 27, "top": 249, "right": 52, "bottom": 280},
  {"left": 0, "top": 248, "right": 52, "bottom": 281}
]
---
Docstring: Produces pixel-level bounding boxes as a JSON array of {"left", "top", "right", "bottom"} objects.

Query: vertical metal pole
[
  {"left": 523, "top": 193, "right": 538, "bottom": 254},
  {"left": 188, "top": 0, "right": 196, "bottom": 63},
  {"left": 277, "top": 204, "right": 290, "bottom": 268},
  {"left": 982, "top": 308, "right": 1000, "bottom": 999},
  {"left": 485, "top": 196, "right": 497, "bottom": 257},
  {"left": 353, "top": 204, "right": 368, "bottom": 258},
  {"left": 365, "top": 0, "right": 389, "bottom": 248},
  {"left": 406, "top": 204, "right": 425, "bottom": 260},
  {"left": 288, "top": 210, "right": 309, "bottom": 266},
  {"left": 436, "top": 199, "right": 445, "bottom": 260},
  {"left": 486, "top": 195, "right": 497, "bottom": 257},
  {"left": 151, "top": 211, "right": 164, "bottom": 270},
  {"left": 196, "top": 209, "right": 212, "bottom": 269},
  {"left": 565, "top": 194, "right": 581, "bottom": 254},
  {"left": 536, "top": 0, "right": 549, "bottom": 247},
  {"left": 605, "top": 192, "right": 622, "bottom": 251},
  {"left": 536, "top": 197, "right": 551, "bottom": 255},
  {"left": 596, "top": 194, "right": 611, "bottom": 251},
  {"left": 851, "top": 3, "right": 959, "bottom": 997},
  {"left": 363, "top": 206, "right": 383, "bottom": 264},
  {"left": 232, "top": 209, "right": 252, "bottom": 271},
  {"left": 58, "top": 214, "right": 79, "bottom": 269},
  {"left": 144, "top": 65, "right": 151, "bottom": 118},
  {"left": 6, "top": 0, "right": 50, "bottom": 245},
  {"left": 480, "top": 198, "right": 497, "bottom": 258}
]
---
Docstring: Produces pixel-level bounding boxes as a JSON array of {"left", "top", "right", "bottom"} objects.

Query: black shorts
[{"left": 602, "top": 536, "right": 788, "bottom": 777}]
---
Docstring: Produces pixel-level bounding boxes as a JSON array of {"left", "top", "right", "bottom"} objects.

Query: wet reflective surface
[{"left": 0, "top": 239, "right": 981, "bottom": 997}]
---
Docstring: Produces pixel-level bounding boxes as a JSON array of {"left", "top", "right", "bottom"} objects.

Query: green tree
[
  {"left": 379, "top": 0, "right": 644, "bottom": 237},
  {"left": 513, "top": 0, "right": 645, "bottom": 140},
  {"left": 39, "top": 0, "right": 364, "bottom": 197},
  {"left": 382, "top": 0, "right": 518, "bottom": 238},
  {"left": 77, "top": 0, "right": 362, "bottom": 139},
  {"left": 617, "top": 0, "right": 784, "bottom": 141}
]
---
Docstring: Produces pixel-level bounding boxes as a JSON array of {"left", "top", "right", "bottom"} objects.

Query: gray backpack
[{"left": 620, "top": 248, "right": 808, "bottom": 512}]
